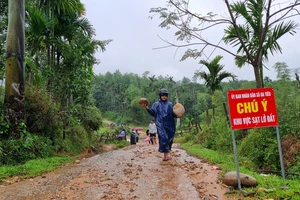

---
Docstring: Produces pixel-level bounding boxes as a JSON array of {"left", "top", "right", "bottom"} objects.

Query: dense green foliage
[
  {"left": 92, "top": 66, "right": 300, "bottom": 175},
  {"left": 0, "top": 0, "right": 108, "bottom": 166},
  {"left": 92, "top": 71, "right": 210, "bottom": 126}
]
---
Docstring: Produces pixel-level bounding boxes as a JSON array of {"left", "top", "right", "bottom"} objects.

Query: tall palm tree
[
  {"left": 26, "top": 0, "right": 107, "bottom": 106},
  {"left": 223, "top": 0, "right": 298, "bottom": 88},
  {"left": 194, "top": 55, "right": 237, "bottom": 118},
  {"left": 5, "top": 0, "right": 26, "bottom": 136},
  {"left": 26, "top": 0, "right": 84, "bottom": 95}
]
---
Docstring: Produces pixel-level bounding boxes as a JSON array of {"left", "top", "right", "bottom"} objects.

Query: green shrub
[
  {"left": 210, "top": 117, "right": 233, "bottom": 153},
  {"left": 103, "top": 111, "right": 119, "bottom": 122},
  {"left": 25, "top": 86, "right": 63, "bottom": 141},
  {"left": 97, "top": 127, "right": 111, "bottom": 135},
  {"left": 0, "top": 86, "right": 61, "bottom": 165},
  {"left": 70, "top": 104, "right": 103, "bottom": 132},
  {"left": 0, "top": 135, "right": 53, "bottom": 165},
  {"left": 0, "top": 86, "right": 4, "bottom": 110},
  {"left": 0, "top": 118, "right": 10, "bottom": 136},
  {"left": 59, "top": 124, "right": 90, "bottom": 155},
  {"left": 195, "top": 125, "right": 213, "bottom": 146},
  {"left": 239, "top": 127, "right": 279, "bottom": 170},
  {"left": 287, "top": 155, "right": 300, "bottom": 179},
  {"left": 193, "top": 117, "right": 233, "bottom": 154},
  {"left": 177, "top": 133, "right": 195, "bottom": 143}
]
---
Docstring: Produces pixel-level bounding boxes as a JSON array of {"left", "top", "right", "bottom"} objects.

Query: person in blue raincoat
[{"left": 141, "top": 88, "right": 183, "bottom": 161}]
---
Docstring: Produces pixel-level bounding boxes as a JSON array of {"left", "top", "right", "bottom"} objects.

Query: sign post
[{"left": 227, "top": 88, "right": 285, "bottom": 189}]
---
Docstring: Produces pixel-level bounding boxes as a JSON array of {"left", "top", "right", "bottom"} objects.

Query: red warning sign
[{"left": 227, "top": 88, "right": 278, "bottom": 130}]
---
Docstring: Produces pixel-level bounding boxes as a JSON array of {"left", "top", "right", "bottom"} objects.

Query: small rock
[
  {"left": 209, "top": 194, "right": 218, "bottom": 199},
  {"left": 75, "top": 160, "right": 80, "bottom": 164}
]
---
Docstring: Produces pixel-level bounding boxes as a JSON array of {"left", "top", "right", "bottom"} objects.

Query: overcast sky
[{"left": 80, "top": 0, "right": 300, "bottom": 82}]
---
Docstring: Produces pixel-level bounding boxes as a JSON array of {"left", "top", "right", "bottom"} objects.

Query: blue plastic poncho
[{"left": 147, "top": 99, "right": 176, "bottom": 153}]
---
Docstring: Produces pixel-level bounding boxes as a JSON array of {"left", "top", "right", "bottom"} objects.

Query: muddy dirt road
[{"left": 0, "top": 141, "right": 236, "bottom": 200}]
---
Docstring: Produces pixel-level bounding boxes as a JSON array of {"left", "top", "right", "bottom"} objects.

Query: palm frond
[
  {"left": 231, "top": 1, "right": 256, "bottom": 29},
  {"left": 196, "top": 56, "right": 236, "bottom": 93},
  {"left": 223, "top": 24, "right": 250, "bottom": 51},
  {"left": 235, "top": 55, "right": 249, "bottom": 68},
  {"left": 75, "top": 17, "right": 95, "bottom": 37},
  {"left": 265, "top": 21, "right": 299, "bottom": 55}
]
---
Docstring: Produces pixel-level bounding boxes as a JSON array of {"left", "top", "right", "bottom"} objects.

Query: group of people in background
[
  {"left": 130, "top": 129, "right": 140, "bottom": 145},
  {"left": 129, "top": 119, "right": 158, "bottom": 145},
  {"left": 117, "top": 120, "right": 158, "bottom": 145}
]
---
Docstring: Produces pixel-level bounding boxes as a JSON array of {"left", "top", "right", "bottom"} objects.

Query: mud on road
[{"left": 0, "top": 141, "right": 236, "bottom": 200}]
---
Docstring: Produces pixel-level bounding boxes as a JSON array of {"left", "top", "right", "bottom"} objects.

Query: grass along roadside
[
  {"left": 180, "top": 142, "right": 300, "bottom": 199},
  {"left": 0, "top": 155, "right": 72, "bottom": 182},
  {"left": 0, "top": 139, "right": 131, "bottom": 184}
]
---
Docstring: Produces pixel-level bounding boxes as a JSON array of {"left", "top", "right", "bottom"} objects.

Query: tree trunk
[
  {"left": 223, "top": 102, "right": 230, "bottom": 126},
  {"left": 4, "top": 0, "right": 26, "bottom": 136},
  {"left": 196, "top": 123, "right": 202, "bottom": 131},
  {"left": 253, "top": 63, "right": 263, "bottom": 88},
  {"left": 211, "top": 93, "right": 215, "bottom": 119},
  {"left": 206, "top": 107, "right": 210, "bottom": 126}
]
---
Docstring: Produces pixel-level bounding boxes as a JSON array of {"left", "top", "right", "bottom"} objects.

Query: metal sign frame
[{"left": 227, "top": 88, "right": 285, "bottom": 190}]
